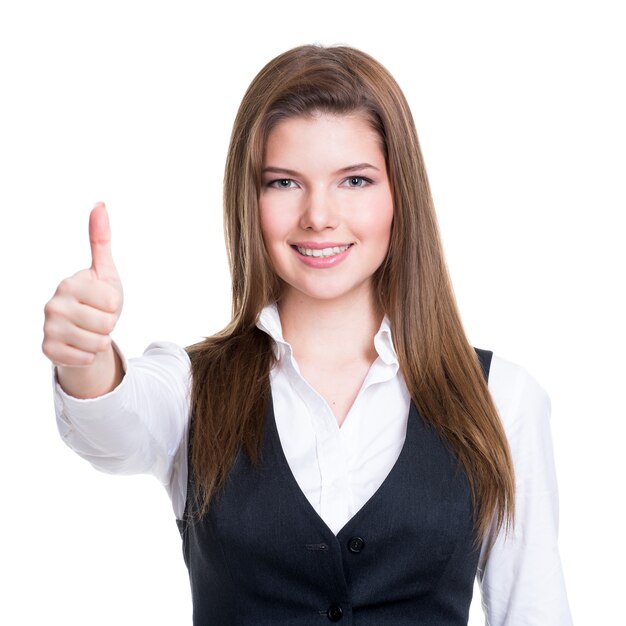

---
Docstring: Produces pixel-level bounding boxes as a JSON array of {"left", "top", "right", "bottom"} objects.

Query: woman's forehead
[{"left": 262, "top": 113, "right": 384, "bottom": 168}]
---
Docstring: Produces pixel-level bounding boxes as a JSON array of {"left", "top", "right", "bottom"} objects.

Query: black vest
[{"left": 177, "top": 349, "right": 493, "bottom": 625}]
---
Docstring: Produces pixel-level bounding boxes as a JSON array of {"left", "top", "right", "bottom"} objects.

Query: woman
[{"left": 43, "top": 45, "right": 572, "bottom": 624}]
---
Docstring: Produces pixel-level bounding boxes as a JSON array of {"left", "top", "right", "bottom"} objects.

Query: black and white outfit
[{"left": 53, "top": 304, "right": 572, "bottom": 624}]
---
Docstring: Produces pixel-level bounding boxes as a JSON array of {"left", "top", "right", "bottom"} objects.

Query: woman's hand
[{"left": 42, "top": 202, "right": 125, "bottom": 398}]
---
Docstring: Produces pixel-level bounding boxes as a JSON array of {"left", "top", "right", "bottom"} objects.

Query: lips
[
  {"left": 294, "top": 244, "right": 351, "bottom": 258},
  {"left": 290, "top": 242, "right": 354, "bottom": 267}
]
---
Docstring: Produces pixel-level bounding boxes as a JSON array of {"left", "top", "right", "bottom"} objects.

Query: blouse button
[
  {"left": 327, "top": 605, "right": 343, "bottom": 621},
  {"left": 348, "top": 536, "right": 365, "bottom": 553}
]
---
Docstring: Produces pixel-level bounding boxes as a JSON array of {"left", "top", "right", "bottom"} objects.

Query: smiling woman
[
  {"left": 43, "top": 44, "right": 572, "bottom": 625},
  {"left": 259, "top": 113, "right": 393, "bottom": 304}
]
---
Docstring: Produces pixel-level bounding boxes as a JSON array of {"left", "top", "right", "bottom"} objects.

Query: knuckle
[
  {"left": 66, "top": 351, "right": 95, "bottom": 367},
  {"left": 42, "top": 340, "right": 66, "bottom": 366},
  {"left": 70, "top": 350, "right": 96, "bottom": 367},
  {"left": 43, "top": 298, "right": 60, "bottom": 318},
  {"left": 81, "top": 352, "right": 97, "bottom": 365},
  {"left": 56, "top": 277, "right": 74, "bottom": 295},
  {"left": 41, "top": 338, "right": 53, "bottom": 358},
  {"left": 109, "top": 291, "right": 123, "bottom": 312},
  {"left": 102, "top": 316, "right": 117, "bottom": 335},
  {"left": 96, "top": 335, "right": 112, "bottom": 352},
  {"left": 91, "top": 311, "right": 113, "bottom": 335},
  {"left": 43, "top": 317, "right": 60, "bottom": 341}
]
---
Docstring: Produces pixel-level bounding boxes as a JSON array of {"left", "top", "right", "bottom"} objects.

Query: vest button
[
  {"left": 348, "top": 536, "right": 365, "bottom": 553},
  {"left": 327, "top": 605, "right": 343, "bottom": 621}
]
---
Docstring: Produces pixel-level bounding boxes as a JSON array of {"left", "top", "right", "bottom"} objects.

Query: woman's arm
[
  {"left": 478, "top": 355, "right": 572, "bottom": 625},
  {"left": 43, "top": 203, "right": 191, "bottom": 514},
  {"left": 53, "top": 341, "right": 191, "bottom": 502}
]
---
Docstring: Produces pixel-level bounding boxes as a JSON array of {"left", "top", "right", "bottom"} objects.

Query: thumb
[{"left": 89, "top": 202, "right": 118, "bottom": 282}]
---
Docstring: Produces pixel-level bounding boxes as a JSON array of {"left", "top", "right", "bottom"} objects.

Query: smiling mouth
[{"left": 293, "top": 244, "right": 353, "bottom": 258}]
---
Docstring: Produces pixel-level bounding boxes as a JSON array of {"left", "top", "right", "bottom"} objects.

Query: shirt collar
[
  {"left": 256, "top": 303, "right": 399, "bottom": 367},
  {"left": 373, "top": 317, "right": 398, "bottom": 366},
  {"left": 256, "top": 303, "right": 290, "bottom": 360}
]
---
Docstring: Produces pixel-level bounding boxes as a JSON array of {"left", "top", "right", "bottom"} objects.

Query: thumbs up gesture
[{"left": 43, "top": 203, "right": 124, "bottom": 395}]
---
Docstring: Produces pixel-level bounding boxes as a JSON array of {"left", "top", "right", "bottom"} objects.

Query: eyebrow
[{"left": 261, "top": 163, "right": 380, "bottom": 176}]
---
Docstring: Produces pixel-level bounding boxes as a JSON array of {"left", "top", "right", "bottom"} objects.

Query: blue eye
[
  {"left": 268, "top": 179, "right": 295, "bottom": 189},
  {"left": 344, "top": 176, "right": 371, "bottom": 188}
]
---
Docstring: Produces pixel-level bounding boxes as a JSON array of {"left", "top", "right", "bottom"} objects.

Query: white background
[{"left": 1, "top": 0, "right": 624, "bottom": 623}]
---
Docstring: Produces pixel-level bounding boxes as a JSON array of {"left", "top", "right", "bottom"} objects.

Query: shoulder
[
  {"left": 128, "top": 341, "right": 191, "bottom": 372},
  {"left": 124, "top": 341, "right": 192, "bottom": 404},
  {"left": 487, "top": 354, "right": 557, "bottom": 493},
  {"left": 487, "top": 353, "right": 550, "bottom": 430},
  {"left": 140, "top": 340, "right": 191, "bottom": 361}
]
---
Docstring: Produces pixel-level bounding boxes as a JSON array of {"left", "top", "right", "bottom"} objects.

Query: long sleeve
[
  {"left": 53, "top": 341, "right": 191, "bottom": 518},
  {"left": 478, "top": 355, "right": 572, "bottom": 625}
]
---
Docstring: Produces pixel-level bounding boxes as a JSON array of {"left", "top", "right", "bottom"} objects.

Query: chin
[{"left": 282, "top": 279, "right": 372, "bottom": 305}]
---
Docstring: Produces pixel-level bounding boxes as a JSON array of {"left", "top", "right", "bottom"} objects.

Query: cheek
[
  {"left": 257, "top": 209, "right": 283, "bottom": 278},
  {"left": 258, "top": 205, "right": 291, "bottom": 269},
  {"left": 359, "top": 197, "right": 394, "bottom": 249},
  {"left": 258, "top": 202, "right": 279, "bottom": 246}
]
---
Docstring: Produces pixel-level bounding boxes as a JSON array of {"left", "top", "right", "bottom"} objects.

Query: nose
[{"left": 299, "top": 187, "right": 339, "bottom": 231}]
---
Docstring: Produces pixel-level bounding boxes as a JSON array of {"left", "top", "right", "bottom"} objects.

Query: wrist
[{"left": 57, "top": 344, "right": 124, "bottom": 399}]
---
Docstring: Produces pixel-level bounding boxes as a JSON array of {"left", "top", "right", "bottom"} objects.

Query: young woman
[{"left": 43, "top": 45, "right": 572, "bottom": 624}]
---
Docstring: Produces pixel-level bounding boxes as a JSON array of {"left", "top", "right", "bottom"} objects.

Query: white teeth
[{"left": 295, "top": 245, "right": 350, "bottom": 258}]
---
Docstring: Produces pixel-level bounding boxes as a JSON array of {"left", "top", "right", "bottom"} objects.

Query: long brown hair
[{"left": 187, "top": 44, "right": 515, "bottom": 542}]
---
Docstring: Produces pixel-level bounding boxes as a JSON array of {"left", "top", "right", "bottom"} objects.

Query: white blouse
[{"left": 53, "top": 304, "right": 572, "bottom": 625}]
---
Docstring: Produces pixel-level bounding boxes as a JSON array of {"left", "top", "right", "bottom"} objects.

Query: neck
[{"left": 278, "top": 286, "right": 382, "bottom": 363}]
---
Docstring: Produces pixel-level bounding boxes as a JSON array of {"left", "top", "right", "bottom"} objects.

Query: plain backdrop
[{"left": 1, "top": 1, "right": 624, "bottom": 623}]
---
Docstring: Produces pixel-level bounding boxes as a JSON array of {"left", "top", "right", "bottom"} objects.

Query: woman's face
[{"left": 258, "top": 112, "right": 394, "bottom": 306}]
